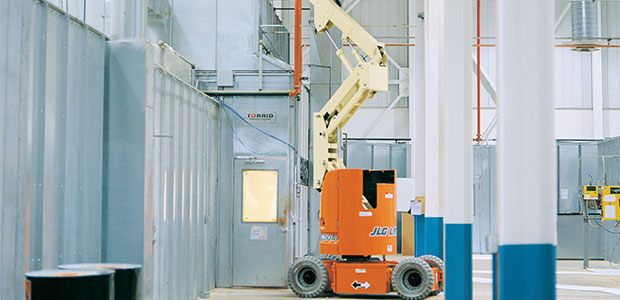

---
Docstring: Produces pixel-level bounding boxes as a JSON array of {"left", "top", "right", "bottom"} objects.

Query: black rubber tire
[
  {"left": 319, "top": 254, "right": 341, "bottom": 261},
  {"left": 418, "top": 254, "right": 446, "bottom": 296},
  {"left": 419, "top": 255, "right": 444, "bottom": 295},
  {"left": 391, "top": 258, "right": 434, "bottom": 300},
  {"left": 288, "top": 256, "right": 329, "bottom": 298}
]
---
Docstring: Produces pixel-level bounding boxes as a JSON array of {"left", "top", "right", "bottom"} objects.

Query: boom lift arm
[{"left": 311, "top": 0, "right": 389, "bottom": 190}]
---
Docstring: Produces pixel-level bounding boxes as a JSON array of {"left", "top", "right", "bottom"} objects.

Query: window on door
[{"left": 242, "top": 170, "right": 278, "bottom": 222}]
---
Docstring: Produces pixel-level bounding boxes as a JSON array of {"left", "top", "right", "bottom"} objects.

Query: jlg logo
[{"left": 369, "top": 226, "right": 397, "bottom": 237}]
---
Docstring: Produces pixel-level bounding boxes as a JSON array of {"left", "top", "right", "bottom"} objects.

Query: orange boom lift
[{"left": 287, "top": 1, "right": 443, "bottom": 299}]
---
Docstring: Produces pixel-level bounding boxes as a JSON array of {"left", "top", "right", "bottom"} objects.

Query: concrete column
[
  {"left": 496, "top": 0, "right": 556, "bottom": 299},
  {"left": 412, "top": 0, "right": 427, "bottom": 256},
  {"left": 443, "top": 0, "right": 473, "bottom": 298},
  {"left": 423, "top": 0, "right": 444, "bottom": 259},
  {"left": 111, "top": 0, "right": 147, "bottom": 40}
]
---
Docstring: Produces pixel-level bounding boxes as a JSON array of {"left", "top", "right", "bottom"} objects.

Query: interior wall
[
  {"left": 104, "top": 41, "right": 220, "bottom": 299},
  {"left": 1, "top": 1, "right": 107, "bottom": 299},
  {"left": 339, "top": 0, "right": 620, "bottom": 140}
]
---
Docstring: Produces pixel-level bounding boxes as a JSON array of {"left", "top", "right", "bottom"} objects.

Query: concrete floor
[{"left": 206, "top": 255, "right": 620, "bottom": 300}]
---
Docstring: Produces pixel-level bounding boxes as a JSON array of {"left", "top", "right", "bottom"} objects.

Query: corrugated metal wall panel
[
  {"left": 597, "top": 137, "right": 620, "bottom": 264},
  {"left": 150, "top": 66, "right": 218, "bottom": 300},
  {"left": 601, "top": 1, "right": 620, "bottom": 38},
  {"left": 349, "top": 0, "right": 409, "bottom": 108},
  {"left": 0, "top": 0, "right": 33, "bottom": 299},
  {"left": 345, "top": 140, "right": 410, "bottom": 177},
  {"left": 1, "top": 1, "right": 107, "bottom": 299},
  {"left": 555, "top": 49, "right": 592, "bottom": 108},
  {"left": 603, "top": 49, "right": 620, "bottom": 108}
]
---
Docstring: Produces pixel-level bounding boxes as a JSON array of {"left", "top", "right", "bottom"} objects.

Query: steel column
[
  {"left": 496, "top": 0, "right": 556, "bottom": 299},
  {"left": 443, "top": 0, "right": 473, "bottom": 298},
  {"left": 423, "top": 0, "right": 444, "bottom": 259}
]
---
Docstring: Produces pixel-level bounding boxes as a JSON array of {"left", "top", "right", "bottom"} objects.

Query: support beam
[
  {"left": 413, "top": 0, "right": 426, "bottom": 256},
  {"left": 360, "top": 92, "right": 405, "bottom": 137},
  {"left": 472, "top": 55, "right": 497, "bottom": 104},
  {"left": 555, "top": 2, "right": 571, "bottom": 34},
  {"left": 496, "top": 0, "right": 556, "bottom": 299},
  {"left": 344, "top": 0, "right": 362, "bottom": 13},
  {"left": 423, "top": 0, "right": 444, "bottom": 259},
  {"left": 443, "top": 0, "right": 473, "bottom": 298}
]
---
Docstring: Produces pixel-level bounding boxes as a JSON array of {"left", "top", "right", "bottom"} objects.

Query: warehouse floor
[{"left": 205, "top": 255, "right": 620, "bottom": 300}]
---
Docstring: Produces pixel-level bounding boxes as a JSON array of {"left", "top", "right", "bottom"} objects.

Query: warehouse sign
[{"left": 246, "top": 111, "right": 276, "bottom": 123}]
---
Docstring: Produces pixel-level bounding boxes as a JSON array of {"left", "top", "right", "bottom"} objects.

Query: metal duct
[{"left": 571, "top": 0, "right": 599, "bottom": 41}]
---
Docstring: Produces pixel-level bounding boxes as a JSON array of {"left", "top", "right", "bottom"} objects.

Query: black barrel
[
  {"left": 58, "top": 263, "right": 141, "bottom": 300},
  {"left": 25, "top": 269, "right": 114, "bottom": 300}
]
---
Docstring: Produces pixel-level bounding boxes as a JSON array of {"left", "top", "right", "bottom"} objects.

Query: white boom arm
[{"left": 311, "top": 0, "right": 389, "bottom": 189}]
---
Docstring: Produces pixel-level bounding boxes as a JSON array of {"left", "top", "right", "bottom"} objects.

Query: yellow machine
[
  {"left": 310, "top": 0, "right": 388, "bottom": 190},
  {"left": 583, "top": 185, "right": 599, "bottom": 200},
  {"left": 601, "top": 186, "right": 620, "bottom": 221},
  {"left": 288, "top": 1, "right": 443, "bottom": 299}
]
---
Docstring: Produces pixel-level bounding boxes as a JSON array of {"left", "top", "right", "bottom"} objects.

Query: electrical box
[
  {"left": 583, "top": 185, "right": 599, "bottom": 200},
  {"left": 601, "top": 186, "right": 620, "bottom": 221}
]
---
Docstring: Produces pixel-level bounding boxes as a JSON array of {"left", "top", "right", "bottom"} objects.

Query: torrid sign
[{"left": 246, "top": 112, "right": 276, "bottom": 123}]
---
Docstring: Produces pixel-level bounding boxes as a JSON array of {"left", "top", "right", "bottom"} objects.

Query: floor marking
[
  {"left": 472, "top": 277, "right": 620, "bottom": 296},
  {"left": 473, "top": 270, "right": 620, "bottom": 276}
]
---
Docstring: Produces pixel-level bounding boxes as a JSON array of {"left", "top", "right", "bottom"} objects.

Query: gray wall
[
  {"left": 345, "top": 140, "right": 410, "bottom": 178},
  {"left": 1, "top": 1, "right": 107, "bottom": 299},
  {"left": 598, "top": 137, "right": 620, "bottom": 264},
  {"left": 104, "top": 41, "right": 220, "bottom": 299},
  {"left": 209, "top": 71, "right": 296, "bottom": 287}
]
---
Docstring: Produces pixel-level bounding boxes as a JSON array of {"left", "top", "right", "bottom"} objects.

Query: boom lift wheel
[
  {"left": 419, "top": 255, "right": 445, "bottom": 295},
  {"left": 319, "top": 254, "right": 341, "bottom": 261},
  {"left": 391, "top": 258, "right": 435, "bottom": 300},
  {"left": 288, "top": 256, "right": 329, "bottom": 298}
]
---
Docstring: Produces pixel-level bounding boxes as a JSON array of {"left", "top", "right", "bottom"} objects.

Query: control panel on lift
[{"left": 601, "top": 186, "right": 620, "bottom": 221}]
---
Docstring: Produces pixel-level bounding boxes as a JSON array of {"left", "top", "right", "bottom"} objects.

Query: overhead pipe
[
  {"left": 290, "top": 0, "right": 302, "bottom": 98},
  {"left": 476, "top": 0, "right": 482, "bottom": 143}
]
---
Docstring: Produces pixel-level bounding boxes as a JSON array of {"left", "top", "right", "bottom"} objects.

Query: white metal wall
[
  {"left": 342, "top": 0, "right": 620, "bottom": 139},
  {"left": 1, "top": 1, "right": 107, "bottom": 299},
  {"left": 150, "top": 66, "right": 219, "bottom": 299},
  {"left": 348, "top": 0, "right": 409, "bottom": 109}
]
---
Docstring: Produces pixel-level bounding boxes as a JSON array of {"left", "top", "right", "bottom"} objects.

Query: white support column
[
  {"left": 412, "top": 0, "right": 427, "bottom": 256},
  {"left": 423, "top": 0, "right": 444, "bottom": 258},
  {"left": 443, "top": 0, "right": 473, "bottom": 298},
  {"left": 496, "top": 0, "right": 556, "bottom": 299}
]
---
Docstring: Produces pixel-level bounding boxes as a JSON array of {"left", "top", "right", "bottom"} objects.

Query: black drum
[
  {"left": 25, "top": 269, "right": 114, "bottom": 300},
  {"left": 58, "top": 263, "right": 141, "bottom": 300}
]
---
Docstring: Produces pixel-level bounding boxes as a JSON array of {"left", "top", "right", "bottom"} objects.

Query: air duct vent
[{"left": 570, "top": 0, "right": 600, "bottom": 52}]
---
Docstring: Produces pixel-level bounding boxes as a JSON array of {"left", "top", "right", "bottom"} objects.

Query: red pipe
[
  {"left": 475, "top": 0, "right": 482, "bottom": 142},
  {"left": 290, "top": 0, "right": 302, "bottom": 98}
]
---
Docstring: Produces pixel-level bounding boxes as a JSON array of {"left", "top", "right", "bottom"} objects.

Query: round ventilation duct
[{"left": 571, "top": 0, "right": 600, "bottom": 51}]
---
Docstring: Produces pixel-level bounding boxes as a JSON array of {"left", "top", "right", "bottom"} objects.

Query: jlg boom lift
[{"left": 288, "top": 1, "right": 444, "bottom": 299}]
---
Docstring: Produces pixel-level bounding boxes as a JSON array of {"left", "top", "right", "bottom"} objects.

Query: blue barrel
[
  {"left": 25, "top": 269, "right": 114, "bottom": 300},
  {"left": 59, "top": 263, "right": 141, "bottom": 300}
]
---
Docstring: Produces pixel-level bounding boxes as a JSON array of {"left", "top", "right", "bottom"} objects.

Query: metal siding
[
  {"left": 555, "top": 49, "right": 592, "bottom": 108},
  {"left": 598, "top": 137, "right": 620, "bottom": 264},
  {"left": 1, "top": 1, "right": 106, "bottom": 299},
  {"left": 0, "top": 0, "right": 32, "bottom": 299},
  {"left": 601, "top": 1, "right": 620, "bottom": 38},
  {"left": 150, "top": 66, "right": 219, "bottom": 299},
  {"left": 603, "top": 48, "right": 620, "bottom": 109},
  {"left": 345, "top": 141, "right": 410, "bottom": 177},
  {"left": 472, "top": 145, "right": 496, "bottom": 254},
  {"left": 349, "top": 0, "right": 408, "bottom": 108}
]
